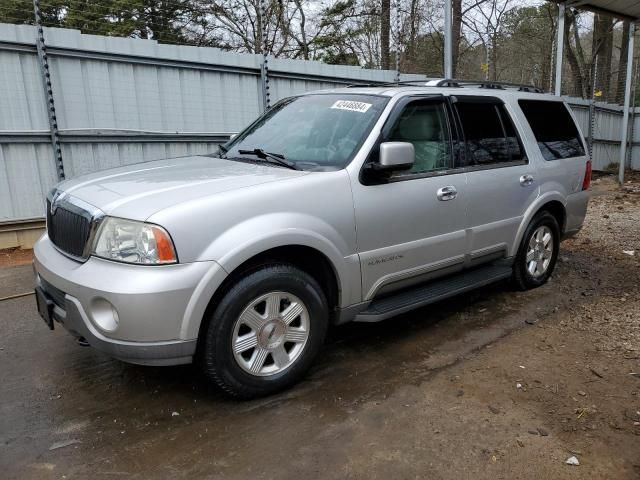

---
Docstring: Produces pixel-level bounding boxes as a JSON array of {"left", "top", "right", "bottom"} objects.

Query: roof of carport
[{"left": 549, "top": 1, "right": 640, "bottom": 21}]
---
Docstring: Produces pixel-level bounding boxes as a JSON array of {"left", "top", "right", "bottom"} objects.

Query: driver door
[{"left": 350, "top": 96, "right": 470, "bottom": 301}]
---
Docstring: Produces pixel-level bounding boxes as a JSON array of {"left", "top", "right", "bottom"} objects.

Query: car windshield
[{"left": 223, "top": 94, "right": 389, "bottom": 171}]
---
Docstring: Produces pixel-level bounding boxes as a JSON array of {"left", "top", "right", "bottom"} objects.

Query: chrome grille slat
[{"left": 46, "top": 199, "right": 93, "bottom": 259}]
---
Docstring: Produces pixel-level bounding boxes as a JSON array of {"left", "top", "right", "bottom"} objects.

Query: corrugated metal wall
[
  {"left": 0, "top": 24, "right": 425, "bottom": 224},
  {"left": 567, "top": 98, "right": 640, "bottom": 172},
  {"left": 0, "top": 23, "right": 638, "bottom": 226}
]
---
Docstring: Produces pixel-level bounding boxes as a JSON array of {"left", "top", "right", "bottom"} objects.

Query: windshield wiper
[
  {"left": 218, "top": 144, "right": 228, "bottom": 158},
  {"left": 238, "top": 148, "right": 299, "bottom": 170}
]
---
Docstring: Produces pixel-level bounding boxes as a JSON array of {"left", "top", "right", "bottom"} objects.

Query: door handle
[
  {"left": 520, "top": 174, "right": 534, "bottom": 187},
  {"left": 437, "top": 186, "right": 457, "bottom": 201}
]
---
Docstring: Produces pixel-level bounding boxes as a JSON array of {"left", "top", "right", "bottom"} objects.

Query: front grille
[
  {"left": 47, "top": 200, "right": 92, "bottom": 258},
  {"left": 40, "top": 277, "right": 67, "bottom": 308}
]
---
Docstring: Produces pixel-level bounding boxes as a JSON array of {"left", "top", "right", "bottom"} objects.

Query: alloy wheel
[
  {"left": 231, "top": 291, "right": 310, "bottom": 377},
  {"left": 526, "top": 225, "right": 554, "bottom": 278}
]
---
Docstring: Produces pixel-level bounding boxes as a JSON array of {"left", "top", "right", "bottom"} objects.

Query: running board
[{"left": 354, "top": 264, "right": 513, "bottom": 323}]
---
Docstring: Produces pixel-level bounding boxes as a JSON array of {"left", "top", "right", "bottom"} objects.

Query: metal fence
[
  {"left": 568, "top": 97, "right": 640, "bottom": 172},
  {"left": 0, "top": 23, "right": 638, "bottom": 246}
]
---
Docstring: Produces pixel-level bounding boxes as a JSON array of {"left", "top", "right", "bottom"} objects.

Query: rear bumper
[{"left": 563, "top": 190, "right": 590, "bottom": 238}]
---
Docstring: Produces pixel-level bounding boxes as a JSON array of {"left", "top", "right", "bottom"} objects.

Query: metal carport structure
[{"left": 443, "top": 0, "right": 640, "bottom": 184}]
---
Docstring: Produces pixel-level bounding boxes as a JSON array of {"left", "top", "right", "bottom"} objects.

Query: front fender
[
  {"left": 205, "top": 213, "right": 351, "bottom": 269},
  {"left": 211, "top": 213, "right": 360, "bottom": 304},
  {"left": 510, "top": 191, "right": 566, "bottom": 257},
  {"left": 180, "top": 260, "right": 229, "bottom": 340},
  {"left": 178, "top": 213, "right": 361, "bottom": 339}
]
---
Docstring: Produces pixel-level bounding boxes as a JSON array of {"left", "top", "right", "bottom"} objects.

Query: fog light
[{"left": 91, "top": 298, "right": 119, "bottom": 332}]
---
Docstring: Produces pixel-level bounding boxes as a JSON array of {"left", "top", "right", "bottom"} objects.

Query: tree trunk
[
  {"left": 489, "top": 33, "right": 498, "bottom": 81},
  {"left": 380, "top": 0, "right": 391, "bottom": 69},
  {"left": 571, "top": 12, "right": 588, "bottom": 96},
  {"left": 602, "top": 21, "right": 614, "bottom": 101},
  {"left": 255, "top": 1, "right": 263, "bottom": 54},
  {"left": 593, "top": 14, "right": 614, "bottom": 99},
  {"left": 565, "top": 10, "right": 585, "bottom": 98},
  {"left": 542, "top": 4, "right": 556, "bottom": 91},
  {"left": 616, "top": 20, "right": 631, "bottom": 104},
  {"left": 404, "top": 0, "right": 419, "bottom": 72},
  {"left": 483, "top": 40, "right": 490, "bottom": 81},
  {"left": 451, "top": 0, "right": 462, "bottom": 78}
]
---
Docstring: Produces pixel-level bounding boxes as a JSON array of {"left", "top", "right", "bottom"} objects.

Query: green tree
[
  {"left": 0, "top": 0, "right": 67, "bottom": 27},
  {"left": 501, "top": 4, "right": 556, "bottom": 88},
  {"left": 316, "top": 0, "right": 383, "bottom": 68},
  {"left": 0, "top": 0, "right": 207, "bottom": 45}
]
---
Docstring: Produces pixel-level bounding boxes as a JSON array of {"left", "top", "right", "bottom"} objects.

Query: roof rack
[
  {"left": 432, "top": 79, "right": 545, "bottom": 93},
  {"left": 345, "top": 78, "right": 545, "bottom": 94},
  {"left": 345, "top": 79, "right": 434, "bottom": 88}
]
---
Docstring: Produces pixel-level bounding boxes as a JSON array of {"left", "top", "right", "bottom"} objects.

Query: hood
[{"left": 59, "top": 155, "right": 308, "bottom": 220}]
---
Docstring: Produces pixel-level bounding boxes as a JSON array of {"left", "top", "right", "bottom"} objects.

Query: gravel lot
[{"left": 1, "top": 173, "right": 638, "bottom": 479}]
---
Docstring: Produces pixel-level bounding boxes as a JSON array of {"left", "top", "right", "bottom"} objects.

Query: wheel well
[
  {"left": 538, "top": 201, "right": 566, "bottom": 234},
  {"left": 232, "top": 246, "right": 340, "bottom": 309},
  {"left": 199, "top": 246, "right": 341, "bottom": 342}
]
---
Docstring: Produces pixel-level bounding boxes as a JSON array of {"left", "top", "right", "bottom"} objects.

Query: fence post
[
  {"left": 33, "top": 0, "right": 64, "bottom": 181},
  {"left": 619, "top": 23, "right": 635, "bottom": 185},
  {"left": 554, "top": 2, "right": 565, "bottom": 96},
  {"left": 394, "top": 0, "right": 400, "bottom": 82},
  {"left": 587, "top": 100, "right": 595, "bottom": 159},
  {"left": 443, "top": 0, "right": 452, "bottom": 79},
  {"left": 587, "top": 58, "right": 598, "bottom": 159},
  {"left": 259, "top": 0, "right": 270, "bottom": 112},
  {"left": 628, "top": 61, "right": 639, "bottom": 168}
]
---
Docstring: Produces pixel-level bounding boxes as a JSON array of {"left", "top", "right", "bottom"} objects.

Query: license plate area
[{"left": 35, "top": 287, "right": 54, "bottom": 330}]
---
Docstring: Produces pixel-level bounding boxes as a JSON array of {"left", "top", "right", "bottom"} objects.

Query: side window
[
  {"left": 518, "top": 100, "right": 586, "bottom": 161},
  {"left": 455, "top": 100, "right": 523, "bottom": 166},
  {"left": 387, "top": 101, "right": 451, "bottom": 174}
]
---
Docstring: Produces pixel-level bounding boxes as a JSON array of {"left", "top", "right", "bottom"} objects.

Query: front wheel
[
  {"left": 200, "top": 264, "right": 328, "bottom": 399},
  {"left": 512, "top": 211, "right": 560, "bottom": 290}
]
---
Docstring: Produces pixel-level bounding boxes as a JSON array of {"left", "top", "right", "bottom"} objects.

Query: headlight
[{"left": 92, "top": 217, "right": 177, "bottom": 265}]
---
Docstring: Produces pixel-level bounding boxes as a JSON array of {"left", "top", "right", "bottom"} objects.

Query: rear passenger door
[{"left": 452, "top": 96, "right": 537, "bottom": 265}]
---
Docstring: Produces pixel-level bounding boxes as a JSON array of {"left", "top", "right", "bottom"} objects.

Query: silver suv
[{"left": 34, "top": 81, "right": 591, "bottom": 398}]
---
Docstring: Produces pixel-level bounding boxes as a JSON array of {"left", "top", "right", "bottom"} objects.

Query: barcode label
[{"left": 330, "top": 100, "right": 372, "bottom": 113}]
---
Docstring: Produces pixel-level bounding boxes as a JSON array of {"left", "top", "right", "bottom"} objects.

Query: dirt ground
[
  {"left": 1, "top": 174, "right": 639, "bottom": 479},
  {"left": 0, "top": 247, "right": 33, "bottom": 268}
]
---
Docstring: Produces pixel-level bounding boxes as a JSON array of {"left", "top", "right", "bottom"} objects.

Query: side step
[{"left": 354, "top": 263, "right": 513, "bottom": 323}]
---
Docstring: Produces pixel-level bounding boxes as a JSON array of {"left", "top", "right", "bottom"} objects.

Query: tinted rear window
[
  {"left": 455, "top": 100, "right": 524, "bottom": 166},
  {"left": 518, "top": 100, "right": 585, "bottom": 161}
]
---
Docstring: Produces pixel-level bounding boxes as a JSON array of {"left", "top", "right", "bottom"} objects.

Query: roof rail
[
  {"left": 345, "top": 79, "right": 434, "bottom": 88},
  {"left": 435, "top": 79, "right": 545, "bottom": 93},
  {"left": 344, "top": 78, "right": 546, "bottom": 93}
]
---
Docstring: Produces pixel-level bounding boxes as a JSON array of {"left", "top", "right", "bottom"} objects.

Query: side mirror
[{"left": 378, "top": 142, "right": 415, "bottom": 171}]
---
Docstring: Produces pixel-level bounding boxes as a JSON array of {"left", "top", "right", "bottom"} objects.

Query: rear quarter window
[{"left": 518, "top": 100, "right": 585, "bottom": 161}]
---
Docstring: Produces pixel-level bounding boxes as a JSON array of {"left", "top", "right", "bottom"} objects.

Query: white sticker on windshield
[{"left": 331, "top": 100, "right": 372, "bottom": 113}]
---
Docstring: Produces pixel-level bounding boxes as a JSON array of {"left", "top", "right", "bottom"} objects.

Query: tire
[
  {"left": 512, "top": 211, "right": 560, "bottom": 291},
  {"left": 200, "top": 264, "right": 328, "bottom": 399}
]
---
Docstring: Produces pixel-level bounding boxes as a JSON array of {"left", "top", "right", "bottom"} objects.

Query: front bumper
[
  {"left": 33, "top": 235, "right": 222, "bottom": 366},
  {"left": 36, "top": 289, "right": 197, "bottom": 365}
]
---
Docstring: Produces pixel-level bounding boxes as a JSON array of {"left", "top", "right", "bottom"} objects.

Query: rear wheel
[
  {"left": 512, "top": 211, "right": 560, "bottom": 290},
  {"left": 200, "top": 264, "right": 328, "bottom": 399}
]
